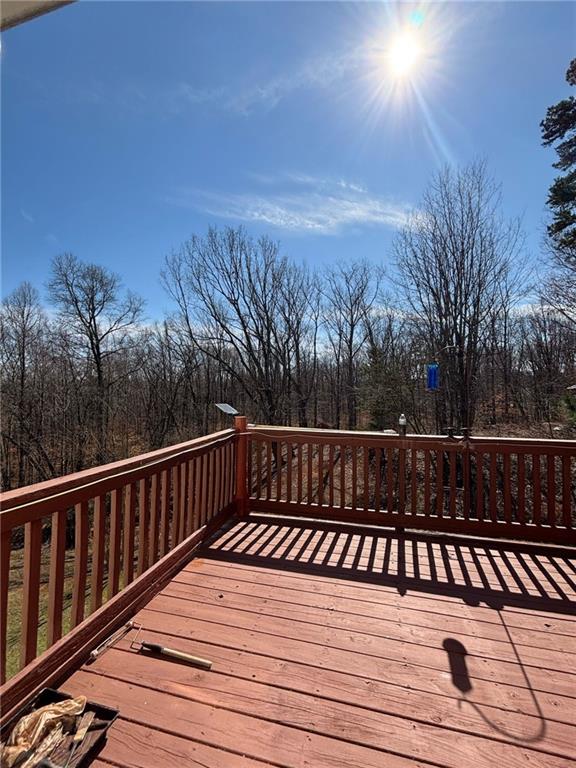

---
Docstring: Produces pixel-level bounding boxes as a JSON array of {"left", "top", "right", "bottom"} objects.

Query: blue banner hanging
[{"left": 426, "top": 363, "right": 439, "bottom": 391}]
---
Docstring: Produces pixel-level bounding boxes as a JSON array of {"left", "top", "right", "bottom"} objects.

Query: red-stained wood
[
  {"left": 71, "top": 501, "right": 89, "bottom": 628},
  {"left": 266, "top": 441, "right": 272, "bottom": 501},
  {"left": 90, "top": 494, "right": 106, "bottom": 612},
  {"left": 123, "top": 484, "right": 136, "bottom": 586},
  {"left": 318, "top": 444, "right": 324, "bottom": 507},
  {"left": 517, "top": 454, "right": 526, "bottom": 525},
  {"left": 149, "top": 473, "right": 160, "bottom": 562},
  {"left": 287, "top": 442, "right": 293, "bottom": 504},
  {"left": 448, "top": 449, "right": 456, "bottom": 519},
  {"left": 21, "top": 520, "right": 42, "bottom": 666},
  {"left": 108, "top": 489, "right": 122, "bottom": 597},
  {"left": 178, "top": 461, "right": 187, "bottom": 542},
  {"left": 398, "top": 446, "right": 406, "bottom": 515},
  {"left": 275, "top": 441, "right": 282, "bottom": 503},
  {"left": 351, "top": 446, "right": 358, "bottom": 510},
  {"left": 234, "top": 416, "right": 248, "bottom": 516},
  {"left": 435, "top": 450, "right": 443, "bottom": 517},
  {"left": 363, "top": 446, "right": 369, "bottom": 512},
  {"left": 297, "top": 443, "right": 303, "bottom": 504},
  {"left": 489, "top": 452, "right": 498, "bottom": 523},
  {"left": 185, "top": 461, "right": 194, "bottom": 537},
  {"left": 562, "top": 455, "right": 571, "bottom": 529},
  {"left": 339, "top": 445, "right": 346, "bottom": 508},
  {"left": 462, "top": 448, "right": 470, "bottom": 521},
  {"left": 503, "top": 453, "right": 512, "bottom": 525},
  {"left": 160, "top": 469, "right": 169, "bottom": 557},
  {"left": 307, "top": 443, "right": 313, "bottom": 504},
  {"left": 256, "top": 439, "right": 263, "bottom": 500},
  {"left": 424, "top": 450, "right": 431, "bottom": 516},
  {"left": 139, "top": 477, "right": 150, "bottom": 572},
  {"left": 533, "top": 454, "right": 542, "bottom": 526},
  {"left": 386, "top": 448, "right": 394, "bottom": 512},
  {"left": 375, "top": 447, "right": 382, "bottom": 514},
  {"left": 0, "top": 505, "right": 235, "bottom": 724},
  {"left": 1, "top": 531, "right": 11, "bottom": 683},
  {"left": 328, "top": 444, "right": 334, "bottom": 508},
  {"left": 476, "top": 453, "right": 484, "bottom": 522},
  {"left": 547, "top": 455, "right": 556, "bottom": 527},
  {"left": 47, "top": 510, "right": 66, "bottom": 646},
  {"left": 171, "top": 464, "right": 181, "bottom": 546}
]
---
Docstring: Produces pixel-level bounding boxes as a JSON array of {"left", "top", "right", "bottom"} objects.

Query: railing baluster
[
  {"left": 123, "top": 484, "right": 136, "bottom": 585},
  {"left": 297, "top": 442, "right": 303, "bottom": 504},
  {"left": 436, "top": 450, "right": 443, "bottom": 517},
  {"left": 533, "top": 454, "right": 541, "bottom": 526},
  {"left": 256, "top": 439, "right": 262, "bottom": 499},
  {"left": 399, "top": 445, "right": 406, "bottom": 515},
  {"left": 178, "top": 462, "right": 187, "bottom": 541},
  {"left": 171, "top": 464, "right": 181, "bottom": 544},
  {"left": 489, "top": 452, "right": 498, "bottom": 523},
  {"left": 287, "top": 442, "right": 293, "bottom": 504},
  {"left": 517, "top": 454, "right": 526, "bottom": 525},
  {"left": 307, "top": 443, "right": 313, "bottom": 503},
  {"left": 1, "top": 530, "right": 12, "bottom": 683},
  {"left": 340, "top": 444, "right": 346, "bottom": 508},
  {"left": 424, "top": 450, "right": 431, "bottom": 517},
  {"left": 108, "top": 489, "right": 122, "bottom": 597},
  {"left": 449, "top": 450, "right": 456, "bottom": 519},
  {"left": 386, "top": 448, "right": 394, "bottom": 512},
  {"left": 363, "top": 446, "right": 369, "bottom": 512},
  {"left": 138, "top": 478, "right": 150, "bottom": 574},
  {"left": 160, "top": 469, "right": 169, "bottom": 556},
  {"left": 21, "top": 519, "right": 42, "bottom": 666},
  {"left": 462, "top": 446, "right": 470, "bottom": 521},
  {"left": 185, "top": 460, "right": 194, "bottom": 537},
  {"left": 47, "top": 510, "right": 66, "bottom": 646},
  {"left": 149, "top": 473, "right": 160, "bottom": 562},
  {"left": 375, "top": 447, "right": 381, "bottom": 513},
  {"left": 476, "top": 452, "right": 484, "bottom": 521},
  {"left": 276, "top": 441, "right": 282, "bottom": 502},
  {"left": 90, "top": 494, "right": 106, "bottom": 612},
  {"left": 562, "top": 455, "right": 571, "bottom": 529},
  {"left": 266, "top": 441, "right": 272, "bottom": 501},
  {"left": 547, "top": 455, "right": 556, "bottom": 527},
  {"left": 318, "top": 444, "right": 324, "bottom": 507},
  {"left": 71, "top": 501, "right": 88, "bottom": 627},
  {"left": 328, "top": 444, "right": 334, "bottom": 508},
  {"left": 503, "top": 453, "right": 512, "bottom": 525},
  {"left": 352, "top": 446, "right": 358, "bottom": 510},
  {"left": 410, "top": 449, "right": 417, "bottom": 517}
]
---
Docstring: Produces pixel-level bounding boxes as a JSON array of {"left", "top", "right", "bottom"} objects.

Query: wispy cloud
[
  {"left": 20, "top": 208, "right": 35, "bottom": 224},
  {"left": 171, "top": 48, "right": 364, "bottom": 116},
  {"left": 166, "top": 174, "right": 411, "bottom": 235}
]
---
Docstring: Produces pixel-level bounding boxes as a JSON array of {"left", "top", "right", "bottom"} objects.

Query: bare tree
[
  {"left": 48, "top": 254, "right": 144, "bottom": 463},
  {"left": 322, "top": 261, "right": 380, "bottom": 429},
  {"left": 395, "top": 162, "right": 526, "bottom": 431}
]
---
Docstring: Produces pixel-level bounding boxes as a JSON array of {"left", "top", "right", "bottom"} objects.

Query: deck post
[{"left": 234, "top": 415, "right": 249, "bottom": 516}]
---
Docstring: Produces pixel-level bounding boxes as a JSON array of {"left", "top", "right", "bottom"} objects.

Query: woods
[{"left": 2, "top": 163, "right": 576, "bottom": 491}]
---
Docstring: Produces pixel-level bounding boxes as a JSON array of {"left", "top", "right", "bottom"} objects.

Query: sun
[{"left": 388, "top": 32, "right": 422, "bottom": 78}]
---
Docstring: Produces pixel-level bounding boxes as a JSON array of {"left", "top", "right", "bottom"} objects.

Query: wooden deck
[{"left": 59, "top": 514, "right": 576, "bottom": 768}]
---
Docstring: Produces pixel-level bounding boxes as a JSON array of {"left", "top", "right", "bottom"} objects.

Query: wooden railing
[
  {"left": 0, "top": 428, "right": 239, "bottom": 684},
  {"left": 247, "top": 426, "right": 576, "bottom": 546}
]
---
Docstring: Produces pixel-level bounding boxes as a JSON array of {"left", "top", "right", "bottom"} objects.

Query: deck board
[{"left": 58, "top": 515, "right": 576, "bottom": 767}]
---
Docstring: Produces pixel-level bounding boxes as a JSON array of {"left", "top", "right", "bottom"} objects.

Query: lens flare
[{"left": 388, "top": 32, "right": 421, "bottom": 77}]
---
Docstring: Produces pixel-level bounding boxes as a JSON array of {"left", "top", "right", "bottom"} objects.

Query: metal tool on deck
[
  {"left": 89, "top": 621, "right": 135, "bottom": 661},
  {"left": 130, "top": 625, "right": 212, "bottom": 670}
]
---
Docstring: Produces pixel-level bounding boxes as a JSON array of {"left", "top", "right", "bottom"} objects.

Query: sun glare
[{"left": 389, "top": 32, "right": 421, "bottom": 77}]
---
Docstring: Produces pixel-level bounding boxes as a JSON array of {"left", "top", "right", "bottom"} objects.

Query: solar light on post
[{"left": 398, "top": 413, "right": 407, "bottom": 438}]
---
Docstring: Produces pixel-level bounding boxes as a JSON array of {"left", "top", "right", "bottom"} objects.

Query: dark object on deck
[
  {"left": 1, "top": 689, "right": 118, "bottom": 767},
  {"left": 131, "top": 625, "right": 212, "bottom": 670},
  {"left": 442, "top": 638, "right": 472, "bottom": 693}
]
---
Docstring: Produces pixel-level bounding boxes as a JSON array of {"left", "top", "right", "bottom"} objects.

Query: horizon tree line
[{"left": 2, "top": 162, "right": 575, "bottom": 491}]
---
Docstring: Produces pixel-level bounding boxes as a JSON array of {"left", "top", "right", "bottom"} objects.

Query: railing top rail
[
  {"left": 0, "top": 429, "right": 235, "bottom": 519},
  {"left": 247, "top": 424, "right": 576, "bottom": 450}
]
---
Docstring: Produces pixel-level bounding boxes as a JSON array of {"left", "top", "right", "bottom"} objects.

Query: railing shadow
[{"left": 201, "top": 515, "right": 576, "bottom": 616}]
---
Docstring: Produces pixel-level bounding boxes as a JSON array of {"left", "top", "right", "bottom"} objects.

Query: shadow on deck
[{"left": 202, "top": 513, "right": 576, "bottom": 615}]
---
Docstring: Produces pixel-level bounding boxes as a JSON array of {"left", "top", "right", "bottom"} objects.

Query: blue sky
[{"left": 2, "top": 1, "right": 575, "bottom": 317}]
